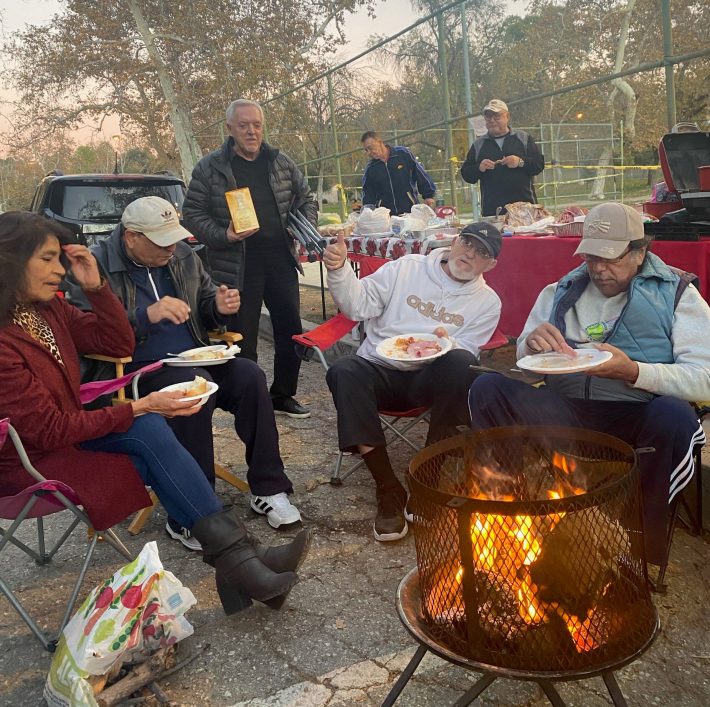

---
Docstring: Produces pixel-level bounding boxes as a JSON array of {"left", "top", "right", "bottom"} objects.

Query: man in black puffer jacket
[{"left": 183, "top": 99, "right": 317, "bottom": 419}]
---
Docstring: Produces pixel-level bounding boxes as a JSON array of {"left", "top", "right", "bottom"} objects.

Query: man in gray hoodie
[{"left": 323, "top": 223, "right": 503, "bottom": 542}]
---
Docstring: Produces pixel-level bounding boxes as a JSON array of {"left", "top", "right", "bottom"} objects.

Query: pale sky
[{"left": 0, "top": 0, "right": 527, "bottom": 144}]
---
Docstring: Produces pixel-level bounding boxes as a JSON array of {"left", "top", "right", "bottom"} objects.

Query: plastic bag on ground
[{"left": 43, "top": 541, "right": 196, "bottom": 707}]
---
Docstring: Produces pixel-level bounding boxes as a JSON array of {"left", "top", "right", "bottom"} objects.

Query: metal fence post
[
  {"left": 661, "top": 0, "right": 677, "bottom": 130},
  {"left": 327, "top": 73, "right": 347, "bottom": 222},
  {"left": 460, "top": 1, "right": 479, "bottom": 219},
  {"left": 437, "top": 11, "right": 458, "bottom": 211}
]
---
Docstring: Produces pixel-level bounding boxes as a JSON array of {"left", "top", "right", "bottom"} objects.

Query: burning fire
[{"left": 452, "top": 452, "right": 606, "bottom": 653}]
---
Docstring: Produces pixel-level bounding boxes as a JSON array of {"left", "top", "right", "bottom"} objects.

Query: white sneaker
[
  {"left": 165, "top": 522, "right": 202, "bottom": 551},
  {"left": 250, "top": 493, "right": 302, "bottom": 528}
]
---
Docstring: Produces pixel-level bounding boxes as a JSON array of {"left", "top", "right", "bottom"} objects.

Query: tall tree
[{"left": 2, "top": 0, "right": 374, "bottom": 179}]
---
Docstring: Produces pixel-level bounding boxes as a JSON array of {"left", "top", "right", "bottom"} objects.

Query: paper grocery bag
[{"left": 225, "top": 188, "right": 259, "bottom": 233}]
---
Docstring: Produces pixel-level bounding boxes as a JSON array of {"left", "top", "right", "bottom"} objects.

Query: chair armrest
[
  {"left": 84, "top": 353, "right": 133, "bottom": 404},
  {"left": 84, "top": 354, "right": 132, "bottom": 364},
  {"left": 208, "top": 330, "right": 243, "bottom": 345},
  {"left": 292, "top": 312, "right": 358, "bottom": 369}
]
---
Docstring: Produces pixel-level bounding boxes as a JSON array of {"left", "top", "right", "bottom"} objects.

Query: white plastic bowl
[{"left": 159, "top": 380, "right": 219, "bottom": 406}]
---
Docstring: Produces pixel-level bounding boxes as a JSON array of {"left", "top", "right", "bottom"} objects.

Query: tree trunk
[
  {"left": 590, "top": 0, "right": 637, "bottom": 201},
  {"left": 610, "top": 0, "right": 638, "bottom": 146},
  {"left": 125, "top": 0, "right": 202, "bottom": 180},
  {"left": 589, "top": 146, "right": 613, "bottom": 200}
]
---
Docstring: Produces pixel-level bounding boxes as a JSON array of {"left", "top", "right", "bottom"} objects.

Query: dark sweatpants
[
  {"left": 468, "top": 373, "right": 705, "bottom": 566},
  {"left": 137, "top": 358, "right": 292, "bottom": 496},
  {"left": 326, "top": 349, "right": 480, "bottom": 453}
]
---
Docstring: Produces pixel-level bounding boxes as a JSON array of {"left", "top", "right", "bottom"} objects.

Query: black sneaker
[
  {"left": 273, "top": 397, "right": 311, "bottom": 419},
  {"left": 374, "top": 486, "right": 408, "bottom": 542}
]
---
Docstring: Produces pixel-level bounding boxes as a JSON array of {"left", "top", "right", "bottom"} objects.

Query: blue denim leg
[{"left": 80, "top": 414, "right": 221, "bottom": 529}]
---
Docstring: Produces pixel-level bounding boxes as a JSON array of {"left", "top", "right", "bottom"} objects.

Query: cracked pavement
[{"left": 1, "top": 324, "right": 709, "bottom": 706}]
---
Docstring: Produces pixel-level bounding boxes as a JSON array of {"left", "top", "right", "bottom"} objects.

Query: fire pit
[{"left": 384, "top": 426, "right": 659, "bottom": 706}]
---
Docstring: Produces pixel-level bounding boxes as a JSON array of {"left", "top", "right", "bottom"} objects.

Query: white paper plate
[
  {"left": 516, "top": 349, "right": 612, "bottom": 374},
  {"left": 376, "top": 333, "right": 452, "bottom": 362},
  {"left": 159, "top": 380, "right": 219, "bottom": 406},
  {"left": 162, "top": 344, "right": 238, "bottom": 367}
]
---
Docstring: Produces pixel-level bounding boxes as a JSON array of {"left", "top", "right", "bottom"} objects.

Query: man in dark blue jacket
[{"left": 360, "top": 131, "right": 436, "bottom": 215}]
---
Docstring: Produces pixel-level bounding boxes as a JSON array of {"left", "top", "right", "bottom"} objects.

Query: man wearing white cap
[
  {"left": 460, "top": 99, "right": 545, "bottom": 216},
  {"left": 86, "top": 197, "right": 302, "bottom": 546},
  {"left": 468, "top": 202, "right": 710, "bottom": 569}
]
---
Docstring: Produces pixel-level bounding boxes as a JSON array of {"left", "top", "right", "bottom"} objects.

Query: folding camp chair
[
  {"left": 293, "top": 313, "right": 509, "bottom": 485},
  {"left": 0, "top": 418, "right": 133, "bottom": 652}
]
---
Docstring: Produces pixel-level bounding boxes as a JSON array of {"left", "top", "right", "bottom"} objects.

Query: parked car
[{"left": 29, "top": 172, "right": 201, "bottom": 248}]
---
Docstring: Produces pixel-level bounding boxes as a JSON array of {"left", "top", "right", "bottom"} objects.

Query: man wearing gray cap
[
  {"left": 460, "top": 99, "right": 545, "bottom": 216},
  {"left": 87, "top": 196, "right": 302, "bottom": 546},
  {"left": 468, "top": 202, "right": 710, "bottom": 568}
]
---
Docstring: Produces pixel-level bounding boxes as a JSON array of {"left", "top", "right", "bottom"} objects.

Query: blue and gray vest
[{"left": 545, "top": 252, "right": 692, "bottom": 402}]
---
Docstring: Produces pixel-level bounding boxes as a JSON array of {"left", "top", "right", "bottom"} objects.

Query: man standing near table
[
  {"left": 322, "top": 223, "right": 502, "bottom": 542},
  {"left": 360, "top": 131, "right": 437, "bottom": 215},
  {"left": 460, "top": 99, "right": 545, "bottom": 216},
  {"left": 183, "top": 98, "right": 316, "bottom": 419},
  {"left": 468, "top": 202, "right": 710, "bottom": 567}
]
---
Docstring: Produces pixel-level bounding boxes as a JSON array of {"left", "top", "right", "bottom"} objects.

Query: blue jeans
[{"left": 81, "top": 414, "right": 221, "bottom": 529}]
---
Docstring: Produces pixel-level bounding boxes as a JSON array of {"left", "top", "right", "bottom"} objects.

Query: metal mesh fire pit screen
[{"left": 408, "top": 426, "right": 658, "bottom": 675}]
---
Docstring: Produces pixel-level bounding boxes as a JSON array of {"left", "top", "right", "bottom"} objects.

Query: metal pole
[
  {"left": 327, "top": 73, "right": 347, "bottom": 222},
  {"left": 620, "top": 119, "right": 625, "bottom": 203},
  {"left": 437, "top": 12, "right": 458, "bottom": 210},
  {"left": 660, "top": 0, "right": 677, "bottom": 130},
  {"left": 460, "top": 1, "right": 479, "bottom": 219},
  {"left": 301, "top": 136, "right": 308, "bottom": 181}
]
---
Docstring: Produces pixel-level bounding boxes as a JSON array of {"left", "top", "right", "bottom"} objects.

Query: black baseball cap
[{"left": 459, "top": 222, "right": 502, "bottom": 258}]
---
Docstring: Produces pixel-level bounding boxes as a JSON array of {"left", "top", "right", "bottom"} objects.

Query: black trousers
[
  {"left": 325, "top": 349, "right": 480, "bottom": 453},
  {"left": 137, "top": 358, "right": 292, "bottom": 497},
  {"left": 469, "top": 373, "right": 705, "bottom": 566},
  {"left": 227, "top": 241, "right": 302, "bottom": 400}
]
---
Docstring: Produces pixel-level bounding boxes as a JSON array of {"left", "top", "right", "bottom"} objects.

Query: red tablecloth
[{"left": 348, "top": 236, "right": 710, "bottom": 337}]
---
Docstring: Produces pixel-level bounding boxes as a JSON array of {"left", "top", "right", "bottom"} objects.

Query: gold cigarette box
[{"left": 225, "top": 188, "right": 259, "bottom": 233}]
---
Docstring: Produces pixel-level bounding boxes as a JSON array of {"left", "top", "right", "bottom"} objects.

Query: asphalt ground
[{"left": 1, "top": 302, "right": 709, "bottom": 706}]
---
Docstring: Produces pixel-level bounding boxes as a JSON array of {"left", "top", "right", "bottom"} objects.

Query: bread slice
[{"left": 182, "top": 375, "right": 209, "bottom": 397}]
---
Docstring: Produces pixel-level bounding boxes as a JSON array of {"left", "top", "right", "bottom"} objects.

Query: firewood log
[{"left": 529, "top": 508, "right": 628, "bottom": 615}]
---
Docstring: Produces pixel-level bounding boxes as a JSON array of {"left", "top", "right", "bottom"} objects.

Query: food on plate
[
  {"left": 534, "top": 352, "right": 596, "bottom": 369},
  {"left": 180, "top": 376, "right": 209, "bottom": 397},
  {"left": 392, "top": 336, "right": 442, "bottom": 359},
  {"left": 184, "top": 349, "right": 225, "bottom": 361}
]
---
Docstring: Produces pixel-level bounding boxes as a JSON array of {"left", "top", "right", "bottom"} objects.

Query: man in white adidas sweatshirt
[{"left": 323, "top": 223, "right": 503, "bottom": 542}]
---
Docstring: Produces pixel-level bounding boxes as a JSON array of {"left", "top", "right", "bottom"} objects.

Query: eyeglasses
[
  {"left": 578, "top": 248, "right": 632, "bottom": 265},
  {"left": 459, "top": 235, "right": 494, "bottom": 259},
  {"left": 483, "top": 113, "right": 506, "bottom": 121}
]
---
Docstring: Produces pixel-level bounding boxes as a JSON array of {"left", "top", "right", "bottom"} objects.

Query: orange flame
[{"left": 444, "top": 453, "right": 601, "bottom": 652}]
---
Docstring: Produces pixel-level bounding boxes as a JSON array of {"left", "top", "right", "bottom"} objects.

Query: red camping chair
[
  {"left": 293, "top": 314, "right": 508, "bottom": 485},
  {"left": 0, "top": 418, "right": 133, "bottom": 652}
]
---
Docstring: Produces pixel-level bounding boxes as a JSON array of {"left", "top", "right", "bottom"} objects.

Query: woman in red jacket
[{"left": 0, "top": 212, "right": 307, "bottom": 615}]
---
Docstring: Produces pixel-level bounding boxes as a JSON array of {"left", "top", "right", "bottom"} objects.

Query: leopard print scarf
[{"left": 12, "top": 303, "right": 65, "bottom": 366}]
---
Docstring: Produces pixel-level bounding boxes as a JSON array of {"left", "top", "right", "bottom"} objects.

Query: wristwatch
[{"left": 518, "top": 158, "right": 525, "bottom": 168}]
